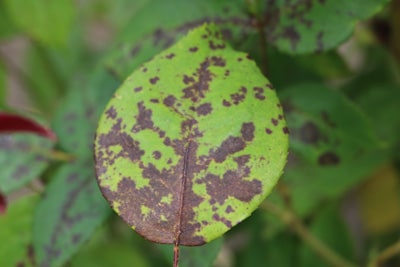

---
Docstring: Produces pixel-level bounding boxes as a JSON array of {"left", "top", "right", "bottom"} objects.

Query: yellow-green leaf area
[{"left": 94, "top": 24, "right": 288, "bottom": 246}]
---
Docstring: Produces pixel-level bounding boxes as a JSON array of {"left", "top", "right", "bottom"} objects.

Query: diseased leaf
[
  {"left": 0, "top": 133, "right": 54, "bottom": 193},
  {"left": 3, "top": 0, "right": 75, "bottom": 46},
  {"left": 0, "top": 194, "right": 39, "bottom": 267},
  {"left": 278, "top": 84, "right": 387, "bottom": 216},
  {"left": 106, "top": 0, "right": 254, "bottom": 78},
  {"left": 94, "top": 24, "right": 288, "bottom": 245},
  {"left": 262, "top": 0, "right": 390, "bottom": 53},
  {"left": 52, "top": 68, "right": 119, "bottom": 157},
  {"left": 107, "top": 0, "right": 390, "bottom": 78},
  {"left": 33, "top": 161, "right": 111, "bottom": 267}
]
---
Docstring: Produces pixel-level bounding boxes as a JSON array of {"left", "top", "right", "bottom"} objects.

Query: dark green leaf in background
[
  {"left": 3, "top": 0, "right": 75, "bottom": 47},
  {"left": 0, "top": 194, "right": 38, "bottom": 267},
  {"left": 0, "top": 133, "right": 54, "bottom": 194},
  {"left": 299, "top": 205, "right": 355, "bottom": 267},
  {"left": 33, "top": 161, "right": 111, "bottom": 267},
  {"left": 95, "top": 24, "right": 288, "bottom": 245},
  {"left": 106, "top": 0, "right": 252, "bottom": 78},
  {"left": 0, "top": 60, "right": 6, "bottom": 108},
  {"left": 52, "top": 68, "right": 119, "bottom": 157},
  {"left": 278, "top": 84, "right": 386, "bottom": 216},
  {"left": 262, "top": 0, "right": 391, "bottom": 53}
]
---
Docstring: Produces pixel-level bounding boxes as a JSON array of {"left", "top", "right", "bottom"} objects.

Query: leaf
[
  {"left": 157, "top": 238, "right": 223, "bottom": 267},
  {"left": 278, "top": 84, "right": 386, "bottom": 216},
  {"left": 262, "top": 0, "right": 390, "bottom": 53},
  {"left": 0, "top": 60, "right": 6, "bottom": 108},
  {"left": 105, "top": 0, "right": 253, "bottom": 78},
  {"left": 0, "top": 1, "right": 19, "bottom": 39},
  {"left": 0, "top": 112, "right": 57, "bottom": 140},
  {"left": 33, "top": 160, "right": 111, "bottom": 267},
  {"left": 0, "top": 133, "right": 54, "bottom": 194},
  {"left": 3, "top": 0, "right": 75, "bottom": 46},
  {"left": 94, "top": 24, "right": 288, "bottom": 245},
  {"left": 0, "top": 194, "right": 39, "bottom": 267},
  {"left": 299, "top": 204, "right": 355, "bottom": 267},
  {"left": 52, "top": 68, "right": 119, "bottom": 157}
]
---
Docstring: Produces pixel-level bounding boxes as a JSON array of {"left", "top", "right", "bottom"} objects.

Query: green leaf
[
  {"left": 0, "top": 133, "right": 54, "bottom": 194},
  {"left": 95, "top": 24, "right": 288, "bottom": 245},
  {"left": 3, "top": 0, "right": 75, "bottom": 46},
  {"left": 0, "top": 194, "right": 38, "bottom": 267},
  {"left": 105, "top": 0, "right": 252, "bottom": 78},
  {"left": 0, "top": 1, "right": 19, "bottom": 39},
  {"left": 33, "top": 161, "right": 111, "bottom": 267},
  {"left": 52, "top": 68, "right": 119, "bottom": 157},
  {"left": 262, "top": 0, "right": 390, "bottom": 53},
  {"left": 299, "top": 204, "right": 355, "bottom": 267},
  {"left": 70, "top": 225, "right": 150, "bottom": 267},
  {"left": 278, "top": 84, "right": 386, "bottom": 216},
  {"left": 157, "top": 237, "right": 223, "bottom": 267}
]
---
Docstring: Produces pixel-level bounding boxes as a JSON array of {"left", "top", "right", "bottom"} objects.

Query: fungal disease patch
[{"left": 94, "top": 24, "right": 288, "bottom": 254}]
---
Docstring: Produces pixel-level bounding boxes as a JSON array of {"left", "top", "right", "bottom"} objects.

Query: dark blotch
[
  {"left": 196, "top": 103, "right": 212, "bottom": 116},
  {"left": 222, "top": 99, "right": 231, "bottom": 107},
  {"left": 266, "top": 128, "right": 273, "bottom": 134},
  {"left": 241, "top": 122, "right": 255, "bottom": 142},
  {"left": 105, "top": 106, "right": 117, "bottom": 119},
  {"left": 283, "top": 127, "right": 290, "bottom": 134},
  {"left": 183, "top": 75, "right": 195, "bottom": 85},
  {"left": 149, "top": 77, "right": 160, "bottom": 85},
  {"left": 318, "top": 152, "right": 340, "bottom": 166},
  {"left": 163, "top": 95, "right": 176, "bottom": 107},
  {"left": 166, "top": 53, "right": 175, "bottom": 59},
  {"left": 189, "top": 47, "right": 198, "bottom": 52},
  {"left": 153, "top": 151, "right": 162, "bottom": 160},
  {"left": 134, "top": 86, "right": 143, "bottom": 92},
  {"left": 271, "top": 118, "right": 279, "bottom": 126},
  {"left": 300, "top": 122, "right": 320, "bottom": 144},
  {"left": 253, "top": 87, "right": 266, "bottom": 100},
  {"left": 212, "top": 136, "right": 246, "bottom": 163}
]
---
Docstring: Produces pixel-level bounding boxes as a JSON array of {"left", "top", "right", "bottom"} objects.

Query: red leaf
[
  {"left": 0, "top": 112, "right": 57, "bottom": 141},
  {"left": 0, "top": 192, "right": 6, "bottom": 215}
]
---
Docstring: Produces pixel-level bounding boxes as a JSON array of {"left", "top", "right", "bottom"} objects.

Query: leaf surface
[
  {"left": 0, "top": 133, "right": 54, "bottom": 193},
  {"left": 95, "top": 24, "right": 288, "bottom": 245},
  {"left": 33, "top": 161, "right": 111, "bottom": 267}
]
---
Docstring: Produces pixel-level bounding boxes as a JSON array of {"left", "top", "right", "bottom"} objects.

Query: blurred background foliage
[{"left": 0, "top": 0, "right": 400, "bottom": 266}]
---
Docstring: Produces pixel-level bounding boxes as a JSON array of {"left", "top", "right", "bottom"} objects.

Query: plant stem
[
  {"left": 260, "top": 201, "right": 357, "bottom": 267},
  {"left": 368, "top": 240, "right": 400, "bottom": 267},
  {"left": 173, "top": 244, "right": 180, "bottom": 267}
]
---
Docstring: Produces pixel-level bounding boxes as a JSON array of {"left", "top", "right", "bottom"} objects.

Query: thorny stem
[
  {"left": 260, "top": 201, "right": 357, "bottom": 267},
  {"left": 368, "top": 240, "right": 400, "bottom": 267}
]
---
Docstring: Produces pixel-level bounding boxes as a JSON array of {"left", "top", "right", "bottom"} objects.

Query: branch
[{"left": 368, "top": 240, "right": 400, "bottom": 267}]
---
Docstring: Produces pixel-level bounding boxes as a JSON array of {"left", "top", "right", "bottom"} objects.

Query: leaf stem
[
  {"left": 368, "top": 240, "right": 400, "bottom": 267},
  {"left": 173, "top": 244, "right": 180, "bottom": 267},
  {"left": 260, "top": 201, "right": 357, "bottom": 267}
]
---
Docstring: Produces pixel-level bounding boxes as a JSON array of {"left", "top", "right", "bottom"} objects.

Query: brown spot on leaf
[
  {"left": 266, "top": 128, "right": 273, "bottom": 134},
  {"left": 134, "top": 86, "right": 143, "bottom": 92},
  {"left": 163, "top": 95, "right": 176, "bottom": 107},
  {"left": 211, "top": 136, "right": 246, "bottom": 163},
  {"left": 150, "top": 99, "right": 159, "bottom": 103},
  {"left": 105, "top": 106, "right": 117, "bottom": 119},
  {"left": 300, "top": 122, "right": 320, "bottom": 144},
  {"left": 183, "top": 75, "right": 195, "bottom": 85},
  {"left": 241, "top": 122, "right": 255, "bottom": 142},
  {"left": 132, "top": 102, "right": 154, "bottom": 132},
  {"left": 283, "top": 127, "right": 290, "bottom": 134},
  {"left": 210, "top": 56, "right": 226, "bottom": 67},
  {"left": 318, "top": 152, "right": 340, "bottom": 166},
  {"left": 189, "top": 47, "right": 198, "bottom": 52},
  {"left": 271, "top": 118, "right": 279, "bottom": 126},
  {"left": 153, "top": 151, "right": 162, "bottom": 160},
  {"left": 149, "top": 77, "right": 160, "bottom": 85},
  {"left": 222, "top": 99, "right": 231, "bottom": 107},
  {"left": 196, "top": 103, "right": 212, "bottom": 116},
  {"left": 213, "top": 214, "right": 232, "bottom": 228},
  {"left": 166, "top": 53, "right": 175, "bottom": 59},
  {"left": 253, "top": 87, "right": 266, "bottom": 100},
  {"left": 182, "top": 59, "right": 213, "bottom": 102},
  {"left": 209, "top": 40, "right": 226, "bottom": 50}
]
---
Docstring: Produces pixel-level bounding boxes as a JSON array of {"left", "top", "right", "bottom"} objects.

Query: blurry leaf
[
  {"left": 3, "top": 0, "right": 75, "bottom": 46},
  {"left": 356, "top": 164, "right": 400, "bottom": 235},
  {"left": 33, "top": 160, "right": 111, "bottom": 267},
  {"left": 0, "top": 112, "right": 57, "bottom": 140},
  {"left": 0, "top": 194, "right": 39, "bottom": 267},
  {"left": 278, "top": 84, "right": 386, "bottom": 215},
  {"left": 70, "top": 225, "right": 150, "bottom": 267},
  {"left": 53, "top": 68, "right": 119, "bottom": 157},
  {"left": 0, "top": 133, "right": 54, "bottom": 194},
  {"left": 106, "top": 0, "right": 253, "bottom": 78},
  {"left": 158, "top": 238, "right": 223, "bottom": 267},
  {"left": 261, "top": 0, "right": 390, "bottom": 54},
  {"left": 299, "top": 205, "right": 355, "bottom": 267},
  {"left": 354, "top": 84, "right": 400, "bottom": 148},
  {"left": 0, "top": 60, "right": 6, "bottom": 108},
  {"left": 0, "top": 1, "right": 19, "bottom": 39},
  {"left": 95, "top": 24, "right": 288, "bottom": 245}
]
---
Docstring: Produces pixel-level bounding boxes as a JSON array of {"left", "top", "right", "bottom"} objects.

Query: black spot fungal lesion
[
  {"left": 189, "top": 47, "right": 199, "bottom": 52},
  {"left": 253, "top": 86, "right": 266, "bottom": 100},
  {"left": 134, "top": 86, "right": 143, "bottom": 92},
  {"left": 241, "top": 122, "right": 255, "bottom": 142},
  {"left": 149, "top": 77, "right": 160, "bottom": 85},
  {"left": 163, "top": 95, "right": 176, "bottom": 107},
  {"left": 318, "top": 151, "right": 340, "bottom": 166},
  {"left": 196, "top": 103, "right": 213, "bottom": 116},
  {"left": 105, "top": 106, "right": 117, "bottom": 119}
]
